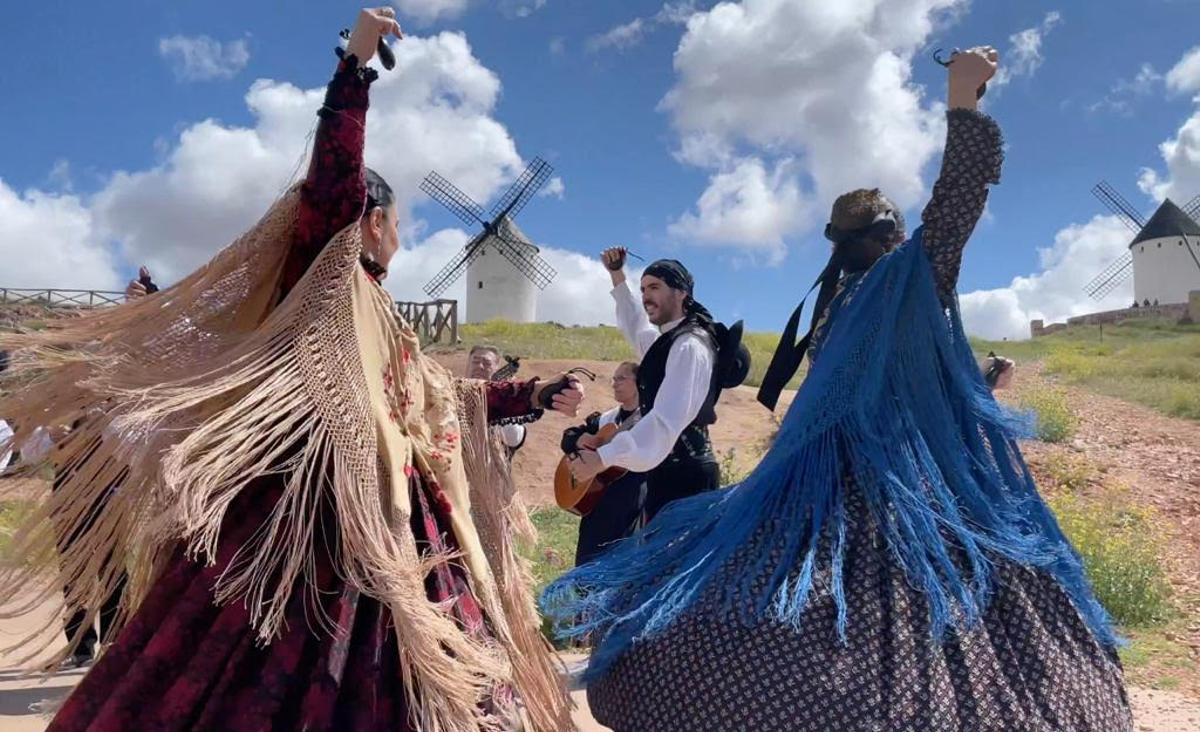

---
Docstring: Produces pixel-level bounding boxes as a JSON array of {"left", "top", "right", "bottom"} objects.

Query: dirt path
[{"left": 1009, "top": 364, "right": 1200, "bottom": 695}]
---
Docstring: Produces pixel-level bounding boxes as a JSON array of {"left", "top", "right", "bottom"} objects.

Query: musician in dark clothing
[
  {"left": 561, "top": 362, "right": 646, "bottom": 565},
  {"left": 568, "top": 253, "right": 749, "bottom": 522}
]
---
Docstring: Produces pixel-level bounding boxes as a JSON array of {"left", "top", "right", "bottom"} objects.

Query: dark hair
[
  {"left": 617, "top": 361, "right": 639, "bottom": 377},
  {"left": 364, "top": 167, "right": 395, "bottom": 215}
]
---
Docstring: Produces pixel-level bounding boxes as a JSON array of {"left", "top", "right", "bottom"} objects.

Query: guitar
[{"left": 554, "top": 423, "right": 629, "bottom": 516}]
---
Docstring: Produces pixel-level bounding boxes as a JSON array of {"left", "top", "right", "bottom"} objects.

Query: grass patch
[
  {"left": 1048, "top": 489, "right": 1173, "bottom": 628},
  {"left": 1019, "top": 386, "right": 1078, "bottom": 443},
  {"left": 1118, "top": 625, "right": 1198, "bottom": 691},
  {"left": 1036, "top": 452, "right": 1098, "bottom": 492},
  {"left": 974, "top": 318, "right": 1200, "bottom": 421},
  {"left": 523, "top": 507, "right": 580, "bottom": 596},
  {"left": 0, "top": 499, "right": 36, "bottom": 562}
]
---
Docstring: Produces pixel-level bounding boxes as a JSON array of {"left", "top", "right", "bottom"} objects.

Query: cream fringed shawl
[{"left": 0, "top": 188, "right": 571, "bottom": 732}]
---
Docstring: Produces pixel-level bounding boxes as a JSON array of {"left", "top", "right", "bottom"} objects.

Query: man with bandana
[{"left": 568, "top": 252, "right": 748, "bottom": 522}]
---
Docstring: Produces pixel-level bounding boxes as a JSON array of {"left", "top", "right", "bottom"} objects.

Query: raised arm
[
  {"left": 602, "top": 247, "right": 658, "bottom": 356},
  {"left": 281, "top": 8, "right": 402, "bottom": 296},
  {"left": 921, "top": 46, "right": 1003, "bottom": 306}
]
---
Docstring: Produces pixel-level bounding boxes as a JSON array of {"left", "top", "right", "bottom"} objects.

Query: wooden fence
[
  {"left": 0, "top": 288, "right": 460, "bottom": 346},
  {"left": 396, "top": 299, "right": 459, "bottom": 345},
  {"left": 0, "top": 289, "right": 125, "bottom": 308}
]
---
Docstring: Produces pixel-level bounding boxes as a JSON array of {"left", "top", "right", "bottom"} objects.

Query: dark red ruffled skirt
[{"left": 49, "top": 471, "right": 490, "bottom": 732}]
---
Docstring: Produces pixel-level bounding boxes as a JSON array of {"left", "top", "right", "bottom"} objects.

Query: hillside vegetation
[{"left": 973, "top": 318, "right": 1200, "bottom": 421}]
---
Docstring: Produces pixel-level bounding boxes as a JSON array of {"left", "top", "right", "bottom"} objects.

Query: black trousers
[
  {"left": 643, "top": 456, "right": 720, "bottom": 523},
  {"left": 575, "top": 471, "right": 646, "bottom": 566},
  {"left": 64, "top": 571, "right": 127, "bottom": 659}
]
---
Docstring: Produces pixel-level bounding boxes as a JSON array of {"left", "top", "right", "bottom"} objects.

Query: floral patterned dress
[{"left": 49, "top": 59, "right": 541, "bottom": 732}]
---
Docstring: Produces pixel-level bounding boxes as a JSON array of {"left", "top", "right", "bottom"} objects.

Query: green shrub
[
  {"left": 1019, "top": 387, "right": 1078, "bottom": 443},
  {"left": 1049, "top": 490, "right": 1173, "bottom": 627}
]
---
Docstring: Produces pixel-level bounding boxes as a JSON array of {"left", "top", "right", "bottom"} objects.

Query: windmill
[
  {"left": 421, "top": 157, "right": 557, "bottom": 323},
  {"left": 1083, "top": 180, "right": 1200, "bottom": 303}
]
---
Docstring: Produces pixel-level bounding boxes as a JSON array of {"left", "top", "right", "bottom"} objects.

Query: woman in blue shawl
[{"left": 543, "top": 47, "right": 1131, "bottom": 731}]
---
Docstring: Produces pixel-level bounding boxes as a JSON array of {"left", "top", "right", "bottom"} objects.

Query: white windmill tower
[
  {"left": 1084, "top": 181, "right": 1200, "bottom": 305},
  {"left": 420, "top": 158, "right": 557, "bottom": 323}
]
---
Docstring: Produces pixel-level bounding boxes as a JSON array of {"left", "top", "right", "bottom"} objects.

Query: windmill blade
[
  {"left": 423, "top": 236, "right": 488, "bottom": 298},
  {"left": 1083, "top": 251, "right": 1133, "bottom": 300},
  {"left": 489, "top": 157, "right": 554, "bottom": 221},
  {"left": 1183, "top": 195, "right": 1200, "bottom": 224},
  {"left": 421, "top": 171, "right": 486, "bottom": 228},
  {"left": 493, "top": 232, "right": 557, "bottom": 290},
  {"left": 1092, "top": 181, "right": 1146, "bottom": 233}
]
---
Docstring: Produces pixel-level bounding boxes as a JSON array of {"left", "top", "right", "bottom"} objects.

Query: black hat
[{"left": 715, "top": 320, "right": 751, "bottom": 389}]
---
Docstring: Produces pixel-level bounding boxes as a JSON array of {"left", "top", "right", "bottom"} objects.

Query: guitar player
[
  {"left": 568, "top": 249, "right": 748, "bottom": 523},
  {"left": 561, "top": 361, "right": 647, "bottom": 566}
]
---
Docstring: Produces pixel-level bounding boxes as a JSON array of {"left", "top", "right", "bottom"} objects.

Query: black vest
[{"left": 636, "top": 317, "right": 720, "bottom": 463}]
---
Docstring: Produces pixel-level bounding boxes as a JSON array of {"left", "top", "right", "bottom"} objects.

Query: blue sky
[{"left": 4, "top": 0, "right": 1200, "bottom": 339}]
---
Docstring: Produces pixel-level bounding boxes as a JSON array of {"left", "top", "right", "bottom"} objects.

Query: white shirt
[
  {"left": 496, "top": 423, "right": 526, "bottom": 451},
  {"left": 597, "top": 281, "right": 714, "bottom": 473}
]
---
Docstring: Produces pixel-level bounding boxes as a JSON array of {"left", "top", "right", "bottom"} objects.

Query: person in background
[
  {"left": 561, "top": 361, "right": 647, "bottom": 566},
  {"left": 466, "top": 345, "right": 527, "bottom": 458}
]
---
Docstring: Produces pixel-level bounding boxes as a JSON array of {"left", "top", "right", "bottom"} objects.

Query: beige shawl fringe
[{"left": 0, "top": 188, "right": 570, "bottom": 731}]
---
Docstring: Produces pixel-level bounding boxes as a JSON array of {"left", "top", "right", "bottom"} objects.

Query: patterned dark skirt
[
  {"left": 587, "top": 491, "right": 1133, "bottom": 732},
  {"left": 49, "top": 471, "right": 496, "bottom": 732}
]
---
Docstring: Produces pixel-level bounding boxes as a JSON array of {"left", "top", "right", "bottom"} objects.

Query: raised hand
[
  {"left": 948, "top": 46, "right": 999, "bottom": 110},
  {"left": 601, "top": 246, "right": 628, "bottom": 287},
  {"left": 346, "top": 7, "right": 403, "bottom": 66}
]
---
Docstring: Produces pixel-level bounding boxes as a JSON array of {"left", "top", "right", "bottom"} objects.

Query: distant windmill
[
  {"left": 1083, "top": 180, "right": 1200, "bottom": 304},
  {"left": 421, "top": 158, "right": 557, "bottom": 323}
]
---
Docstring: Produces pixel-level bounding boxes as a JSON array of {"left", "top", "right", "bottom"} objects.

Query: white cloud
[
  {"left": 587, "top": 2, "right": 697, "bottom": 52},
  {"left": 500, "top": 0, "right": 548, "bottom": 18},
  {"left": 158, "top": 35, "right": 250, "bottom": 82},
  {"left": 539, "top": 176, "right": 565, "bottom": 199},
  {"left": 958, "top": 215, "right": 1133, "bottom": 340},
  {"left": 549, "top": 37, "right": 566, "bottom": 56},
  {"left": 0, "top": 179, "right": 121, "bottom": 290},
  {"left": 663, "top": 0, "right": 960, "bottom": 253},
  {"left": 1137, "top": 47, "right": 1200, "bottom": 204},
  {"left": 1165, "top": 46, "right": 1200, "bottom": 96},
  {"left": 993, "top": 11, "right": 1062, "bottom": 89},
  {"left": 668, "top": 157, "right": 808, "bottom": 263},
  {"left": 92, "top": 33, "right": 523, "bottom": 285},
  {"left": 0, "top": 31, "right": 616, "bottom": 327},
  {"left": 393, "top": 0, "right": 471, "bottom": 24},
  {"left": 1088, "top": 62, "right": 1162, "bottom": 115}
]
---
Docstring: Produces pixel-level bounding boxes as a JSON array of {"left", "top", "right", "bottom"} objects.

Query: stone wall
[{"left": 1030, "top": 289, "right": 1199, "bottom": 337}]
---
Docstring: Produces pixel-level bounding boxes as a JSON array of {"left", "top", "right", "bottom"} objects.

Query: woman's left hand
[
  {"left": 550, "top": 374, "right": 584, "bottom": 416},
  {"left": 534, "top": 373, "right": 585, "bottom": 416}
]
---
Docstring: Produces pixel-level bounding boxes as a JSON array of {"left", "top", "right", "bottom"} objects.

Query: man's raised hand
[{"left": 601, "top": 246, "right": 628, "bottom": 286}]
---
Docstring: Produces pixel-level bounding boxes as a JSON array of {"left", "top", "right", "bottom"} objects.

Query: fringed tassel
[
  {"left": 456, "top": 381, "right": 574, "bottom": 732},
  {"left": 542, "top": 230, "right": 1118, "bottom": 682}
]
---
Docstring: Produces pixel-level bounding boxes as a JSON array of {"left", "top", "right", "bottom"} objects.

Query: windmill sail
[
  {"left": 420, "top": 156, "right": 559, "bottom": 300},
  {"left": 1084, "top": 252, "right": 1132, "bottom": 300},
  {"left": 1092, "top": 181, "right": 1146, "bottom": 233},
  {"left": 490, "top": 158, "right": 554, "bottom": 220}
]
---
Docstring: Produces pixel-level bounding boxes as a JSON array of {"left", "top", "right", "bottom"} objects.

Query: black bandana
[{"left": 644, "top": 259, "right": 694, "bottom": 296}]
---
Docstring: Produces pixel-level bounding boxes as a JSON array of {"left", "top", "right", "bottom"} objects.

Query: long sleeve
[
  {"left": 483, "top": 379, "right": 541, "bottom": 424},
  {"left": 279, "top": 57, "right": 374, "bottom": 298},
  {"left": 920, "top": 108, "right": 1004, "bottom": 305},
  {"left": 612, "top": 281, "right": 659, "bottom": 357},
  {"left": 597, "top": 335, "right": 713, "bottom": 473}
]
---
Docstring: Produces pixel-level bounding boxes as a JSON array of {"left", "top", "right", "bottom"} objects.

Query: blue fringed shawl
[{"left": 541, "top": 229, "right": 1115, "bottom": 681}]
